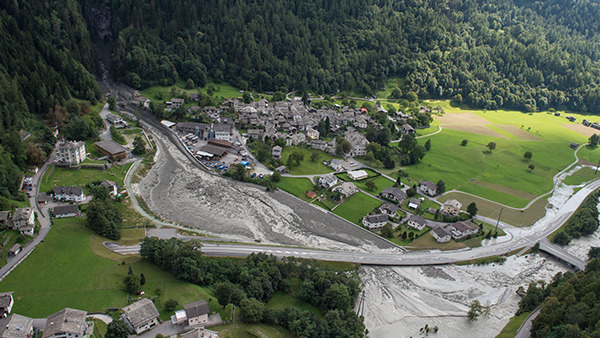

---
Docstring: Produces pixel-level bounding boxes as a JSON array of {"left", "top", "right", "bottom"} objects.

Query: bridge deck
[{"left": 539, "top": 239, "right": 586, "bottom": 271}]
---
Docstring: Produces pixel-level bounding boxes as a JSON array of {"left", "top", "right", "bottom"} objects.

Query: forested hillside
[
  {"left": 517, "top": 258, "right": 600, "bottom": 337},
  {"left": 103, "top": 0, "right": 600, "bottom": 113},
  {"left": 0, "top": 0, "right": 101, "bottom": 206}
]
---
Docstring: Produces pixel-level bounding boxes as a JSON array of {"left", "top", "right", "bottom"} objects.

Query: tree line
[
  {"left": 516, "top": 258, "right": 600, "bottom": 337},
  {"left": 97, "top": 0, "right": 600, "bottom": 113},
  {"left": 552, "top": 189, "right": 599, "bottom": 246},
  {"left": 140, "top": 237, "right": 366, "bottom": 337}
]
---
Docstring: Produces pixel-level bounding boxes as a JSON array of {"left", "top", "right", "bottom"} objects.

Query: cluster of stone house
[
  {"left": 234, "top": 98, "right": 388, "bottom": 156},
  {"left": 430, "top": 220, "right": 480, "bottom": 243},
  {"left": 0, "top": 208, "right": 35, "bottom": 236},
  {"left": 56, "top": 141, "right": 87, "bottom": 166}
]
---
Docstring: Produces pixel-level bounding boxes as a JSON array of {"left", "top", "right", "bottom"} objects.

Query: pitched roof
[
  {"left": 183, "top": 300, "right": 210, "bottom": 318},
  {"left": 43, "top": 308, "right": 87, "bottom": 338},
  {"left": 381, "top": 187, "right": 406, "bottom": 200},
  {"left": 364, "top": 214, "right": 388, "bottom": 224},
  {"left": 122, "top": 298, "right": 159, "bottom": 328},
  {"left": 432, "top": 227, "right": 450, "bottom": 238},
  {"left": 199, "top": 144, "right": 228, "bottom": 157},
  {"left": 444, "top": 199, "right": 462, "bottom": 209},
  {"left": 380, "top": 203, "right": 400, "bottom": 214},
  {"left": 12, "top": 208, "right": 32, "bottom": 221},
  {"left": 53, "top": 205, "right": 79, "bottom": 216},
  {"left": 95, "top": 140, "right": 128, "bottom": 155},
  {"left": 101, "top": 179, "right": 117, "bottom": 188},
  {"left": 407, "top": 214, "right": 427, "bottom": 226},
  {"left": 0, "top": 314, "right": 33, "bottom": 338},
  {"left": 52, "top": 186, "right": 83, "bottom": 196},
  {"left": 452, "top": 221, "right": 479, "bottom": 233},
  {"left": 418, "top": 180, "right": 437, "bottom": 191}
]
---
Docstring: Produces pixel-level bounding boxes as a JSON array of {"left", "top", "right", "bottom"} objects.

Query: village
[{"left": 146, "top": 92, "right": 487, "bottom": 248}]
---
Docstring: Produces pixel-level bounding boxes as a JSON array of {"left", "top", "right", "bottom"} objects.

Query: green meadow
[{"left": 387, "top": 102, "right": 600, "bottom": 208}]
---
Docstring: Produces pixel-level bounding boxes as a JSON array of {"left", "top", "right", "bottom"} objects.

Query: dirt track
[{"left": 137, "top": 124, "right": 398, "bottom": 252}]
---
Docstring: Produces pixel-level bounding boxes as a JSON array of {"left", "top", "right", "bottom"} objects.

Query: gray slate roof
[
  {"left": 183, "top": 300, "right": 210, "bottom": 318},
  {"left": 0, "top": 314, "right": 33, "bottom": 338},
  {"left": 95, "top": 140, "right": 128, "bottom": 155},
  {"left": 52, "top": 186, "right": 83, "bottom": 196},
  {"left": 122, "top": 298, "right": 160, "bottom": 328},
  {"left": 43, "top": 308, "right": 87, "bottom": 338},
  {"left": 54, "top": 205, "right": 80, "bottom": 216}
]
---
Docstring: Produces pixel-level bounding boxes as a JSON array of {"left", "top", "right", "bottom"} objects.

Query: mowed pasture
[{"left": 401, "top": 100, "right": 600, "bottom": 209}]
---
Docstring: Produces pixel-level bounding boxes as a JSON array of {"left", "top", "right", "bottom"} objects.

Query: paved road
[
  {"left": 539, "top": 238, "right": 586, "bottom": 270},
  {"left": 515, "top": 307, "right": 541, "bottom": 338},
  {"left": 109, "top": 178, "right": 600, "bottom": 266},
  {"left": 0, "top": 156, "right": 53, "bottom": 282}
]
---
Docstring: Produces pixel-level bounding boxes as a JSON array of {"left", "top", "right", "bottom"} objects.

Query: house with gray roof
[
  {"left": 53, "top": 205, "right": 81, "bottom": 218},
  {"left": 318, "top": 174, "right": 338, "bottom": 189},
  {"left": 380, "top": 187, "right": 407, "bottom": 203},
  {"left": 52, "top": 186, "right": 85, "bottom": 202},
  {"left": 0, "top": 314, "right": 33, "bottom": 338},
  {"left": 362, "top": 214, "right": 389, "bottom": 230},
  {"left": 417, "top": 180, "right": 437, "bottom": 196},
  {"left": 121, "top": 298, "right": 160, "bottom": 334},
  {"left": 43, "top": 308, "right": 87, "bottom": 338},
  {"left": 406, "top": 214, "right": 428, "bottom": 231},
  {"left": 183, "top": 300, "right": 210, "bottom": 326},
  {"left": 431, "top": 227, "right": 451, "bottom": 243},
  {"left": 379, "top": 203, "right": 400, "bottom": 217}
]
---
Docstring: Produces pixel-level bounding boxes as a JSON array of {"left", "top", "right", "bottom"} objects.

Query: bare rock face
[{"left": 139, "top": 128, "right": 398, "bottom": 252}]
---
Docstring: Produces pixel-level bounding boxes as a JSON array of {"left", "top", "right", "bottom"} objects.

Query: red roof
[{"left": 306, "top": 191, "right": 317, "bottom": 198}]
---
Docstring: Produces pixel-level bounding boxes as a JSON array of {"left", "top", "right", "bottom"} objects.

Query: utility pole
[
  {"left": 595, "top": 159, "right": 600, "bottom": 174},
  {"left": 495, "top": 207, "right": 503, "bottom": 234}
]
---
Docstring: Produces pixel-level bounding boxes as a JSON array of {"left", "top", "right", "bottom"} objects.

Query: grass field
[
  {"left": 274, "top": 177, "right": 315, "bottom": 201},
  {"left": 383, "top": 101, "right": 600, "bottom": 209},
  {"left": 438, "top": 192, "right": 549, "bottom": 227},
  {"left": 353, "top": 176, "right": 395, "bottom": 195},
  {"left": 332, "top": 192, "right": 382, "bottom": 224},
  {"left": 0, "top": 218, "right": 223, "bottom": 319},
  {"left": 496, "top": 312, "right": 531, "bottom": 338},
  {"left": 562, "top": 166, "right": 599, "bottom": 186},
  {"left": 40, "top": 163, "right": 132, "bottom": 193},
  {"left": 280, "top": 146, "right": 340, "bottom": 175}
]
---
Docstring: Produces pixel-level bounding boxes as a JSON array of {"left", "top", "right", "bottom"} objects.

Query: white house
[
  {"left": 362, "top": 214, "right": 389, "bottom": 230},
  {"left": 213, "top": 123, "right": 232, "bottom": 141},
  {"left": 418, "top": 180, "right": 437, "bottom": 196},
  {"left": 406, "top": 214, "right": 428, "bottom": 231},
  {"left": 329, "top": 159, "right": 345, "bottom": 171},
  {"left": 53, "top": 205, "right": 80, "bottom": 218},
  {"left": 106, "top": 113, "right": 125, "bottom": 127},
  {"left": 348, "top": 170, "right": 368, "bottom": 181},
  {"left": 319, "top": 174, "right": 338, "bottom": 189},
  {"left": 56, "top": 141, "right": 87, "bottom": 166},
  {"left": 442, "top": 199, "right": 462, "bottom": 216},
  {"left": 183, "top": 300, "right": 210, "bottom": 326},
  {"left": 121, "top": 298, "right": 160, "bottom": 334},
  {"left": 272, "top": 146, "right": 282, "bottom": 160},
  {"left": 333, "top": 182, "right": 358, "bottom": 198},
  {"left": 431, "top": 227, "right": 451, "bottom": 243},
  {"left": 448, "top": 221, "right": 480, "bottom": 240},
  {"left": 52, "top": 186, "right": 85, "bottom": 202},
  {"left": 345, "top": 128, "right": 369, "bottom": 157}
]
